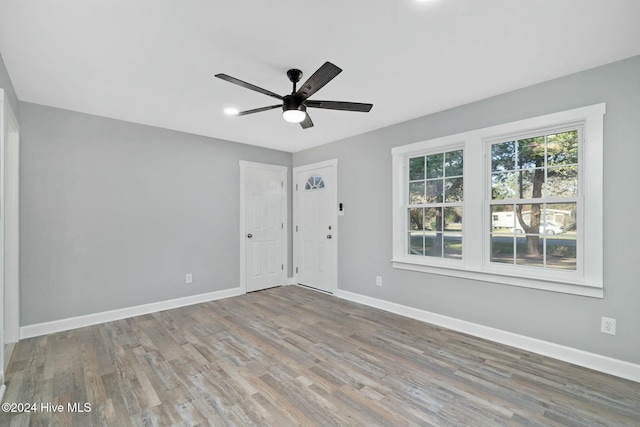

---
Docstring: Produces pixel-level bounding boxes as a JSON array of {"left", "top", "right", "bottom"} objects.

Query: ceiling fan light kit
[
  {"left": 282, "top": 105, "right": 307, "bottom": 123},
  {"left": 215, "top": 61, "right": 373, "bottom": 129}
]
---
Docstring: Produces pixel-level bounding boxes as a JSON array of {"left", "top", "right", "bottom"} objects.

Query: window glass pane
[
  {"left": 409, "top": 182, "right": 426, "bottom": 204},
  {"left": 444, "top": 207, "right": 462, "bottom": 232},
  {"left": 518, "top": 169, "right": 544, "bottom": 199},
  {"left": 444, "top": 235, "right": 462, "bottom": 259},
  {"left": 444, "top": 207, "right": 463, "bottom": 259},
  {"left": 425, "top": 180, "right": 443, "bottom": 203},
  {"left": 445, "top": 178, "right": 463, "bottom": 202},
  {"left": 546, "top": 203, "right": 577, "bottom": 232},
  {"left": 424, "top": 232, "right": 442, "bottom": 257},
  {"left": 426, "top": 153, "right": 444, "bottom": 179},
  {"left": 546, "top": 239, "right": 577, "bottom": 270},
  {"left": 305, "top": 175, "right": 325, "bottom": 190},
  {"left": 492, "top": 141, "right": 515, "bottom": 172},
  {"left": 491, "top": 235, "right": 514, "bottom": 264},
  {"left": 409, "top": 156, "right": 425, "bottom": 180},
  {"left": 491, "top": 204, "right": 514, "bottom": 232},
  {"left": 408, "top": 232, "right": 424, "bottom": 255},
  {"left": 492, "top": 172, "right": 516, "bottom": 200},
  {"left": 544, "top": 203, "right": 576, "bottom": 269},
  {"left": 445, "top": 150, "right": 463, "bottom": 176},
  {"left": 514, "top": 203, "right": 542, "bottom": 234},
  {"left": 516, "top": 236, "right": 544, "bottom": 267},
  {"left": 547, "top": 166, "right": 578, "bottom": 197},
  {"left": 424, "top": 208, "right": 443, "bottom": 257},
  {"left": 517, "top": 137, "right": 545, "bottom": 170},
  {"left": 547, "top": 131, "right": 578, "bottom": 166},
  {"left": 409, "top": 208, "right": 424, "bottom": 230},
  {"left": 424, "top": 207, "right": 442, "bottom": 232}
]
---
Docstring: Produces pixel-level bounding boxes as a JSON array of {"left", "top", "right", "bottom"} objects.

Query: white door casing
[
  {"left": 0, "top": 89, "right": 20, "bottom": 398},
  {"left": 0, "top": 90, "right": 5, "bottom": 395},
  {"left": 3, "top": 98, "right": 19, "bottom": 348},
  {"left": 293, "top": 159, "right": 337, "bottom": 293},
  {"left": 240, "top": 161, "right": 287, "bottom": 293}
]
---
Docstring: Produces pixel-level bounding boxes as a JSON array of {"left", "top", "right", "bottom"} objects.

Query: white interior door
[
  {"left": 240, "top": 161, "right": 287, "bottom": 293},
  {"left": 294, "top": 160, "right": 337, "bottom": 293}
]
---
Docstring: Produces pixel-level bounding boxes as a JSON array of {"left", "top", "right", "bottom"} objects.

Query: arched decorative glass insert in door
[{"left": 305, "top": 175, "right": 325, "bottom": 190}]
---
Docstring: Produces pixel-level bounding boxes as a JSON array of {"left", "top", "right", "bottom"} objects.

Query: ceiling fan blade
[
  {"left": 236, "top": 105, "right": 281, "bottom": 116},
  {"left": 305, "top": 100, "right": 373, "bottom": 112},
  {"left": 215, "top": 74, "right": 283, "bottom": 100},
  {"left": 300, "top": 113, "right": 314, "bottom": 129},
  {"left": 295, "top": 62, "right": 342, "bottom": 100}
]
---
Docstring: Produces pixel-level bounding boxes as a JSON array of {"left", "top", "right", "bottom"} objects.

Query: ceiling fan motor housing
[{"left": 282, "top": 95, "right": 305, "bottom": 113}]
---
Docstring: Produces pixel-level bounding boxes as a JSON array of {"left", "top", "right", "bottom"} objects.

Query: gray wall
[
  {"left": 19, "top": 103, "right": 291, "bottom": 325},
  {"left": 293, "top": 55, "right": 640, "bottom": 365},
  {"left": 0, "top": 52, "right": 19, "bottom": 119}
]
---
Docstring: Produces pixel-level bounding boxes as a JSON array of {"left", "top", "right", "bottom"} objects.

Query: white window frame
[{"left": 392, "top": 103, "right": 605, "bottom": 298}]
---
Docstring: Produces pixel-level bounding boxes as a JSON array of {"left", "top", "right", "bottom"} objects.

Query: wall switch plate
[
  {"left": 186, "top": 273, "right": 193, "bottom": 284},
  {"left": 601, "top": 317, "right": 616, "bottom": 335},
  {"left": 376, "top": 276, "right": 382, "bottom": 287}
]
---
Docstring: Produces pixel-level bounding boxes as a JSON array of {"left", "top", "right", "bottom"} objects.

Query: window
[
  {"left": 305, "top": 175, "right": 325, "bottom": 190},
  {"left": 489, "top": 128, "right": 579, "bottom": 270},
  {"left": 392, "top": 104, "right": 605, "bottom": 298},
  {"left": 407, "top": 149, "right": 463, "bottom": 259}
]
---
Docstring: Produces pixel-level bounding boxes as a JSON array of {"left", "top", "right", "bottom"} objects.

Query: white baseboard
[
  {"left": 0, "top": 384, "right": 5, "bottom": 403},
  {"left": 286, "top": 277, "right": 297, "bottom": 285},
  {"left": 335, "top": 289, "right": 640, "bottom": 384},
  {"left": 20, "top": 287, "right": 243, "bottom": 339}
]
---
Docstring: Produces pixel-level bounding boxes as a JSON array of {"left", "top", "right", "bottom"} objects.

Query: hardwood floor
[{"left": 2, "top": 286, "right": 639, "bottom": 426}]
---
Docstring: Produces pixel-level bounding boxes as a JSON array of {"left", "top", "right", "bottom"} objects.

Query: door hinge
[
  {"left": 281, "top": 181, "right": 284, "bottom": 188},
  {"left": 296, "top": 267, "right": 298, "bottom": 274},
  {"left": 296, "top": 225, "right": 298, "bottom": 232},
  {"left": 281, "top": 264, "right": 284, "bottom": 271},
  {"left": 296, "top": 184, "right": 298, "bottom": 190},
  {"left": 281, "top": 223, "right": 284, "bottom": 229}
]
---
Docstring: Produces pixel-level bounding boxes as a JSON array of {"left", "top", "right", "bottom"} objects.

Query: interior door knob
[
  {"left": 247, "top": 233, "right": 253, "bottom": 238},
  {"left": 326, "top": 234, "right": 332, "bottom": 239}
]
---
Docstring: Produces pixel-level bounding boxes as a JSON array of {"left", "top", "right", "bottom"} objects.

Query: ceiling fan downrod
[{"left": 286, "top": 69, "right": 303, "bottom": 94}]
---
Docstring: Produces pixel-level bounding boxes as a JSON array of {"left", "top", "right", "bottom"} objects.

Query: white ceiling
[{"left": 1, "top": 1, "right": 639, "bottom": 153}]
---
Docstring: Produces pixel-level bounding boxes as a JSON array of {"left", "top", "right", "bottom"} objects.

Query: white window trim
[{"left": 392, "top": 103, "right": 605, "bottom": 298}]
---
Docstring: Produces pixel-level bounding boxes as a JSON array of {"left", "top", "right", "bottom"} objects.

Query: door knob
[
  {"left": 247, "top": 233, "right": 253, "bottom": 238},
  {"left": 326, "top": 234, "right": 332, "bottom": 239}
]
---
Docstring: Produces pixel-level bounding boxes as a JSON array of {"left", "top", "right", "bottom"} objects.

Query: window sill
[{"left": 391, "top": 259, "right": 603, "bottom": 298}]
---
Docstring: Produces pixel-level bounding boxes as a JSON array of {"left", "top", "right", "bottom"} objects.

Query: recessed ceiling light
[{"left": 224, "top": 107, "right": 239, "bottom": 115}]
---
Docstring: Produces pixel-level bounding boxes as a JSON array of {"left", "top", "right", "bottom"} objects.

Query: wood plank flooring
[{"left": 2, "top": 286, "right": 639, "bottom": 426}]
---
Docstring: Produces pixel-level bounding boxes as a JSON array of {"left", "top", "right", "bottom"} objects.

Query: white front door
[
  {"left": 240, "top": 161, "right": 287, "bottom": 293},
  {"left": 294, "top": 160, "right": 337, "bottom": 293}
]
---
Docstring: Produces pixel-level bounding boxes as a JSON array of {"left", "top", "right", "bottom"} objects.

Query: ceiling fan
[{"left": 215, "top": 61, "right": 373, "bottom": 129}]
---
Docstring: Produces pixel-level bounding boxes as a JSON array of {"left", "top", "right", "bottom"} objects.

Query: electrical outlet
[
  {"left": 376, "top": 276, "right": 382, "bottom": 287},
  {"left": 186, "top": 273, "right": 193, "bottom": 284},
  {"left": 601, "top": 317, "right": 616, "bottom": 335}
]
